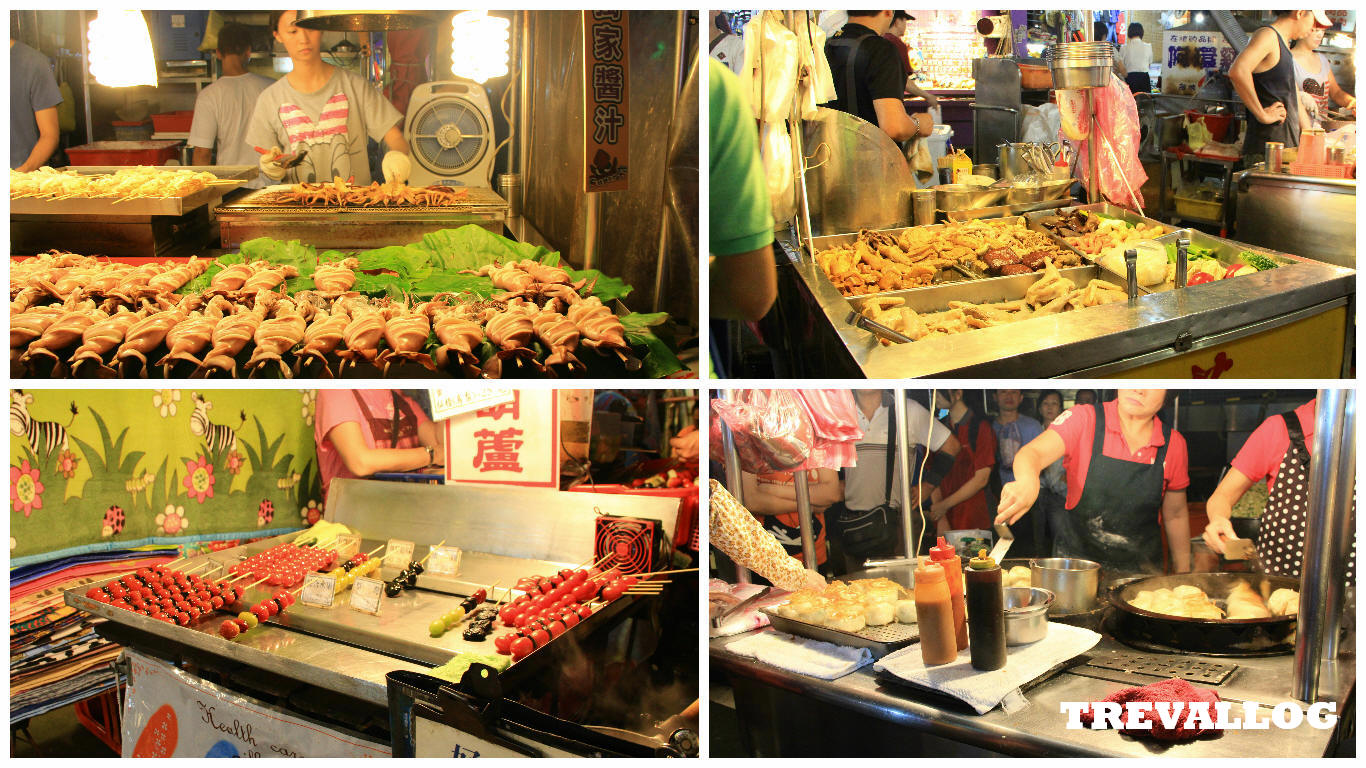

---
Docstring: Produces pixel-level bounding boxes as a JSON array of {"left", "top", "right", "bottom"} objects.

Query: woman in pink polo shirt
[
  {"left": 314, "top": 390, "right": 445, "bottom": 502},
  {"left": 1203, "top": 399, "right": 1354, "bottom": 582},
  {"left": 995, "top": 389, "right": 1192, "bottom": 575}
]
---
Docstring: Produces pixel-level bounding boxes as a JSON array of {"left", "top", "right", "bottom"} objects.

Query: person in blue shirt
[{"left": 992, "top": 389, "right": 1045, "bottom": 554}]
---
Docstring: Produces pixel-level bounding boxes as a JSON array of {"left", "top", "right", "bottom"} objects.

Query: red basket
[
  {"left": 74, "top": 688, "right": 123, "bottom": 755},
  {"left": 1287, "top": 160, "right": 1355, "bottom": 178},
  {"left": 66, "top": 141, "right": 181, "bottom": 166},
  {"left": 1184, "top": 110, "right": 1233, "bottom": 142},
  {"left": 151, "top": 111, "right": 194, "bottom": 133}
]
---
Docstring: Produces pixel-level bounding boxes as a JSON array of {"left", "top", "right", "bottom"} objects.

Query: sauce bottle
[
  {"left": 914, "top": 558, "right": 958, "bottom": 666},
  {"left": 965, "top": 549, "right": 1007, "bottom": 671},
  {"left": 928, "top": 536, "right": 968, "bottom": 650}
]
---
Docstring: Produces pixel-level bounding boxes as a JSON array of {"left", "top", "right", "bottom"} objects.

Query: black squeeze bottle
[{"left": 965, "top": 549, "right": 1006, "bottom": 671}]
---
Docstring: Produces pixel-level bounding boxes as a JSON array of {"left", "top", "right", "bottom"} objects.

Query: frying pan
[{"left": 1108, "top": 571, "right": 1299, "bottom": 654}]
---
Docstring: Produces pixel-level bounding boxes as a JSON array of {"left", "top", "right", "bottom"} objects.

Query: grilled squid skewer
[
  {"left": 69, "top": 307, "right": 143, "bottom": 377},
  {"left": 20, "top": 306, "right": 104, "bottom": 371},
  {"left": 210, "top": 262, "right": 254, "bottom": 292},
  {"left": 378, "top": 309, "right": 435, "bottom": 374},
  {"left": 336, "top": 306, "right": 385, "bottom": 372},
  {"left": 565, "top": 296, "right": 640, "bottom": 370},
  {"left": 115, "top": 307, "right": 184, "bottom": 377},
  {"left": 428, "top": 305, "right": 486, "bottom": 377},
  {"left": 294, "top": 308, "right": 349, "bottom": 377},
  {"left": 11, "top": 306, "right": 66, "bottom": 359},
  {"left": 530, "top": 304, "right": 586, "bottom": 376},
  {"left": 245, "top": 303, "right": 308, "bottom": 378},
  {"left": 154, "top": 310, "right": 219, "bottom": 373},
  {"left": 481, "top": 304, "right": 542, "bottom": 378},
  {"left": 199, "top": 305, "right": 266, "bottom": 378},
  {"left": 312, "top": 258, "right": 360, "bottom": 293}
]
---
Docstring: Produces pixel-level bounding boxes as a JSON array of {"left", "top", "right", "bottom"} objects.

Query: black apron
[
  {"left": 1256, "top": 411, "right": 1356, "bottom": 584},
  {"left": 352, "top": 391, "right": 420, "bottom": 449},
  {"left": 1056, "top": 405, "right": 1170, "bottom": 573},
  {"left": 1245, "top": 27, "right": 1301, "bottom": 151}
]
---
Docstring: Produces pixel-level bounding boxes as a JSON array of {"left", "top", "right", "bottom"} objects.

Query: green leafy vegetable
[
  {"left": 569, "top": 269, "right": 633, "bottom": 302},
  {"left": 620, "top": 312, "right": 685, "bottom": 378},
  {"left": 418, "top": 225, "right": 555, "bottom": 270},
  {"left": 240, "top": 237, "right": 317, "bottom": 274},
  {"left": 1239, "top": 251, "right": 1279, "bottom": 271}
]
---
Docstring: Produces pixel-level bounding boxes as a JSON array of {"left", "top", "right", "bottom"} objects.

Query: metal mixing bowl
[
  {"left": 933, "top": 183, "right": 1006, "bottom": 211},
  {"left": 1003, "top": 586, "right": 1054, "bottom": 645}
]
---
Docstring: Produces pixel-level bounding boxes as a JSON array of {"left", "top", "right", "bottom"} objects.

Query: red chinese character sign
[
  {"left": 583, "top": 10, "right": 629, "bottom": 192},
  {"left": 444, "top": 390, "right": 558, "bottom": 488}
]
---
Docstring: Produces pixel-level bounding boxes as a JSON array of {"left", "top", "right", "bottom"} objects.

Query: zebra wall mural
[{"left": 11, "top": 389, "right": 321, "bottom": 562}]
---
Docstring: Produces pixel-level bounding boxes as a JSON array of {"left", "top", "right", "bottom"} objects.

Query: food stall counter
[
  {"left": 774, "top": 221, "right": 1354, "bottom": 378},
  {"left": 712, "top": 626, "right": 1353, "bottom": 758}
]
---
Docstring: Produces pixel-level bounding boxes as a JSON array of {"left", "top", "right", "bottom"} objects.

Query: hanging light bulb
[
  {"left": 87, "top": 10, "right": 159, "bottom": 88},
  {"left": 450, "top": 10, "right": 510, "bottom": 84}
]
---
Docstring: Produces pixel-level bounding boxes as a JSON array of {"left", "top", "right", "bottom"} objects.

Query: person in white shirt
[
  {"left": 189, "top": 24, "right": 273, "bottom": 189},
  {"left": 708, "top": 11, "right": 745, "bottom": 76},
  {"left": 1119, "top": 22, "right": 1154, "bottom": 94},
  {"left": 826, "top": 389, "right": 961, "bottom": 573}
]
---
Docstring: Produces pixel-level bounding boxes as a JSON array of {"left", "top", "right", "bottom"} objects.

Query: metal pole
[
  {"left": 1082, "top": 11, "right": 1101, "bottom": 204},
  {"left": 720, "top": 390, "right": 752, "bottom": 584},
  {"left": 786, "top": 11, "right": 816, "bottom": 255},
  {"left": 516, "top": 11, "right": 531, "bottom": 179},
  {"left": 793, "top": 471, "right": 818, "bottom": 569},
  {"left": 1292, "top": 389, "right": 1355, "bottom": 701},
  {"left": 651, "top": 11, "right": 687, "bottom": 313},
  {"left": 81, "top": 10, "right": 94, "bottom": 145},
  {"left": 583, "top": 192, "right": 600, "bottom": 270},
  {"left": 893, "top": 389, "right": 916, "bottom": 559}
]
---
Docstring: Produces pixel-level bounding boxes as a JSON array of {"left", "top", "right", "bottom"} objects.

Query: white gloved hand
[
  {"left": 382, "top": 150, "right": 411, "bottom": 185},
  {"left": 259, "top": 146, "right": 288, "bottom": 181}
]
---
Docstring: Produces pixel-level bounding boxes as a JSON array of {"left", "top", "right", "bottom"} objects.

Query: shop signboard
[
  {"left": 1161, "top": 29, "right": 1235, "bottom": 96},
  {"left": 444, "top": 390, "right": 559, "bottom": 488},
  {"left": 428, "top": 388, "right": 516, "bottom": 421},
  {"left": 121, "top": 651, "right": 389, "bottom": 757},
  {"left": 583, "top": 10, "right": 630, "bottom": 192}
]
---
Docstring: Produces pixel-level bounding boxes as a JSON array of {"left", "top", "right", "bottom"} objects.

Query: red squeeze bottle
[
  {"left": 929, "top": 536, "right": 969, "bottom": 651},
  {"left": 914, "top": 558, "right": 958, "bottom": 666}
]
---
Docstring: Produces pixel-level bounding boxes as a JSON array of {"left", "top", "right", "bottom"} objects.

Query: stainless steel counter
[
  {"left": 776, "top": 214, "right": 1355, "bottom": 377},
  {"left": 711, "top": 624, "right": 1354, "bottom": 757},
  {"left": 1236, "top": 167, "right": 1355, "bottom": 270}
]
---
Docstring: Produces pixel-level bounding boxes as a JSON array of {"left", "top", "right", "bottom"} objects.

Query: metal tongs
[
  {"left": 711, "top": 586, "right": 771, "bottom": 629},
  {"left": 848, "top": 310, "right": 914, "bottom": 344}
]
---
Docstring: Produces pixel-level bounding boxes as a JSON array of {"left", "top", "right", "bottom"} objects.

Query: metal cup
[
  {"left": 1265, "top": 141, "right": 1284, "bottom": 173},
  {"left": 972, "top": 163, "right": 997, "bottom": 180},
  {"left": 913, "top": 188, "right": 937, "bottom": 226},
  {"left": 1327, "top": 146, "right": 1346, "bottom": 165},
  {"left": 497, "top": 172, "right": 523, "bottom": 217}
]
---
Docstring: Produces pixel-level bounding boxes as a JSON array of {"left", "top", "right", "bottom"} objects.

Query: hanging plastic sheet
[
  {"left": 741, "top": 11, "right": 800, "bottom": 223},
  {"left": 709, "top": 390, "right": 813, "bottom": 475},
  {"left": 793, "top": 13, "right": 836, "bottom": 120},
  {"left": 1062, "top": 74, "right": 1149, "bottom": 209}
]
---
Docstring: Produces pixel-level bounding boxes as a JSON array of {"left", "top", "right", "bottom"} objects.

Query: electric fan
[
  {"left": 594, "top": 515, "right": 665, "bottom": 575},
  {"left": 403, "top": 79, "right": 496, "bottom": 187}
]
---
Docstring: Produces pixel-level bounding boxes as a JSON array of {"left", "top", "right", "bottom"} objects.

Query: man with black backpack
[{"left": 825, "top": 390, "right": 960, "bottom": 575}]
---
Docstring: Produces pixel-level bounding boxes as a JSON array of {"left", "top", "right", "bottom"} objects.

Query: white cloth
[
  {"left": 727, "top": 630, "right": 874, "bottom": 680},
  {"left": 817, "top": 11, "right": 847, "bottom": 39},
  {"left": 874, "top": 622, "right": 1102, "bottom": 714},
  {"left": 843, "top": 400, "right": 950, "bottom": 511},
  {"left": 710, "top": 34, "right": 746, "bottom": 76},
  {"left": 794, "top": 14, "right": 836, "bottom": 119},
  {"left": 1118, "top": 38, "right": 1152, "bottom": 75},
  {"left": 188, "top": 72, "right": 273, "bottom": 188}
]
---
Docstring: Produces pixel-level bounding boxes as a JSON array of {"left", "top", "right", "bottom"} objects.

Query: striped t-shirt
[{"left": 246, "top": 66, "right": 401, "bottom": 186}]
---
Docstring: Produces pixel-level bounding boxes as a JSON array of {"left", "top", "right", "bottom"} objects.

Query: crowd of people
[
  {"left": 12, "top": 12, "right": 414, "bottom": 189},
  {"left": 714, "top": 389, "right": 1341, "bottom": 590}
]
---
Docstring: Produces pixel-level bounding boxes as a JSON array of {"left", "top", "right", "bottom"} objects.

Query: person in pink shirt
[
  {"left": 1203, "top": 399, "right": 1354, "bottom": 581},
  {"left": 995, "top": 389, "right": 1191, "bottom": 574},
  {"left": 314, "top": 390, "right": 445, "bottom": 502}
]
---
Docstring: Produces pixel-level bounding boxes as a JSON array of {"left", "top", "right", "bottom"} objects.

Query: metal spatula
[
  {"left": 1220, "top": 535, "right": 1264, "bottom": 571},
  {"left": 989, "top": 522, "right": 1014, "bottom": 563}
]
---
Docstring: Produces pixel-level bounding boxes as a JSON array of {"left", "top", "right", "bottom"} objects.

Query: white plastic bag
[
  {"left": 741, "top": 12, "right": 798, "bottom": 123},
  {"left": 795, "top": 15, "right": 835, "bottom": 119},
  {"left": 762, "top": 121, "right": 795, "bottom": 224}
]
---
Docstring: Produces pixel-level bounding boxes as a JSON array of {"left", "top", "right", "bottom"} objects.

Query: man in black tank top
[
  {"left": 822, "top": 10, "right": 917, "bottom": 142},
  {"left": 1229, "top": 11, "right": 1327, "bottom": 155}
]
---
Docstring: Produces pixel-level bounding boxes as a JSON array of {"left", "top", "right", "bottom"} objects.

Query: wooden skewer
[
  {"left": 638, "top": 567, "right": 699, "bottom": 578},
  {"left": 416, "top": 539, "right": 447, "bottom": 566},
  {"left": 241, "top": 575, "right": 271, "bottom": 590},
  {"left": 364, "top": 544, "right": 385, "bottom": 558},
  {"left": 182, "top": 561, "right": 212, "bottom": 574}
]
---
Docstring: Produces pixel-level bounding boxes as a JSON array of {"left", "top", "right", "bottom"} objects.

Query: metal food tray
[
  {"left": 11, "top": 174, "right": 247, "bottom": 218},
  {"left": 62, "top": 534, "right": 643, "bottom": 682},
  {"left": 217, "top": 184, "right": 509, "bottom": 215},
  {"left": 806, "top": 221, "right": 1094, "bottom": 306},
  {"left": 1025, "top": 204, "right": 1299, "bottom": 292},
  {"left": 760, "top": 607, "right": 918, "bottom": 657}
]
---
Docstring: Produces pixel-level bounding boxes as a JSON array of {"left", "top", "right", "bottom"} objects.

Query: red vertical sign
[{"left": 583, "top": 10, "right": 630, "bottom": 192}]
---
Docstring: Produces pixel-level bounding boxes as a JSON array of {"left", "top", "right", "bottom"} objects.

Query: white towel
[
  {"left": 874, "top": 622, "right": 1102, "bottom": 714},
  {"left": 726, "top": 630, "right": 873, "bottom": 680}
]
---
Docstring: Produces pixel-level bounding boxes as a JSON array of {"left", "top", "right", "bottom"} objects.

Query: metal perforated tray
[{"left": 760, "top": 607, "right": 919, "bottom": 658}]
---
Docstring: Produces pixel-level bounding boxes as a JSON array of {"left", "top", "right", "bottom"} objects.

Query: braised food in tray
[
  {"left": 814, "top": 218, "right": 1081, "bottom": 297},
  {"left": 857, "top": 258, "right": 1126, "bottom": 343}
]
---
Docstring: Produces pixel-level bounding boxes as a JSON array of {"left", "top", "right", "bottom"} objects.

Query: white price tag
[
  {"left": 383, "top": 539, "right": 415, "bottom": 570},
  {"left": 428, "top": 388, "right": 516, "bottom": 421},
  {"left": 426, "top": 546, "right": 462, "bottom": 577},
  {"left": 299, "top": 574, "right": 336, "bottom": 608},
  {"left": 335, "top": 534, "right": 361, "bottom": 561},
  {"left": 349, "top": 577, "right": 384, "bottom": 615}
]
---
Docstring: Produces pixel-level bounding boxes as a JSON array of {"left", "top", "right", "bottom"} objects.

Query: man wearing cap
[
  {"left": 822, "top": 10, "right": 919, "bottom": 142},
  {"left": 883, "top": 11, "right": 939, "bottom": 110},
  {"left": 1229, "top": 10, "right": 1328, "bottom": 155}
]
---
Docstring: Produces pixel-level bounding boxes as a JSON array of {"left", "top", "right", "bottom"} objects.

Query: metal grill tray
[
  {"left": 217, "top": 184, "right": 508, "bottom": 215},
  {"left": 1083, "top": 650, "right": 1235, "bottom": 684},
  {"left": 760, "top": 607, "right": 918, "bottom": 658}
]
